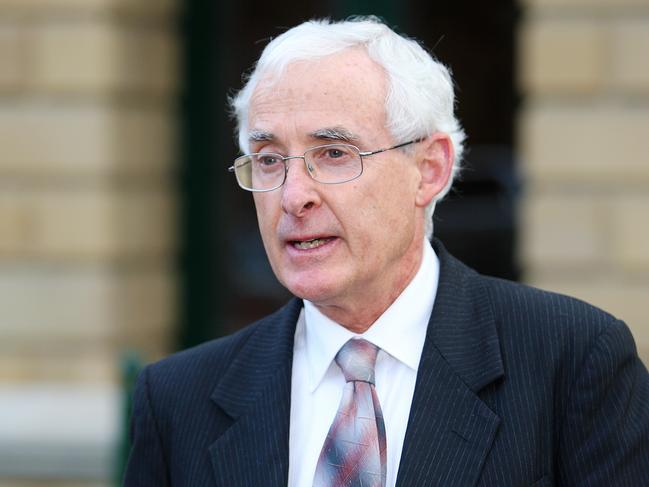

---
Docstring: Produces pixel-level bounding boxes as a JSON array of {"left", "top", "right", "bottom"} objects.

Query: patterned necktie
[{"left": 313, "top": 338, "right": 387, "bottom": 487}]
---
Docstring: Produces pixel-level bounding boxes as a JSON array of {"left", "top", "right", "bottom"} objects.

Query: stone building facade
[
  {"left": 0, "top": 0, "right": 178, "bottom": 484},
  {"left": 0, "top": 0, "right": 647, "bottom": 484},
  {"left": 520, "top": 0, "right": 649, "bottom": 365}
]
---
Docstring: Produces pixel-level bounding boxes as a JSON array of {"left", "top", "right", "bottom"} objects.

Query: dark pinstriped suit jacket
[{"left": 124, "top": 241, "right": 649, "bottom": 486}]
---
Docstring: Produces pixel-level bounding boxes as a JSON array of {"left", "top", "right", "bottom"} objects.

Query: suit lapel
[
  {"left": 396, "top": 242, "right": 504, "bottom": 487},
  {"left": 208, "top": 299, "right": 302, "bottom": 487}
]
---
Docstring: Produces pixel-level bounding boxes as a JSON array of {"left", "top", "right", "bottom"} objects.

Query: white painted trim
[{"left": 0, "top": 384, "right": 120, "bottom": 479}]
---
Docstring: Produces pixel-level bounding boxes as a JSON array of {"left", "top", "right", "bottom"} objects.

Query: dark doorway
[{"left": 178, "top": 1, "right": 520, "bottom": 347}]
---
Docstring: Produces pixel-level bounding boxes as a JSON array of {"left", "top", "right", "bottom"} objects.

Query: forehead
[{"left": 248, "top": 48, "right": 389, "bottom": 144}]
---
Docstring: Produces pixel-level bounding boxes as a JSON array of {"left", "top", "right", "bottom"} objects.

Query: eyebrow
[
  {"left": 247, "top": 126, "right": 359, "bottom": 147},
  {"left": 248, "top": 129, "right": 274, "bottom": 143},
  {"left": 309, "top": 127, "right": 359, "bottom": 143}
]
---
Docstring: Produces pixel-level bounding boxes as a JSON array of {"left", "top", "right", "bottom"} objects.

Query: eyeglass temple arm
[
  {"left": 358, "top": 137, "right": 426, "bottom": 157},
  {"left": 228, "top": 158, "right": 251, "bottom": 172}
]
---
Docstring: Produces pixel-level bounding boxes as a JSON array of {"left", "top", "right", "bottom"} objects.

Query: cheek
[
  {"left": 346, "top": 188, "right": 399, "bottom": 246},
  {"left": 364, "top": 173, "right": 418, "bottom": 241}
]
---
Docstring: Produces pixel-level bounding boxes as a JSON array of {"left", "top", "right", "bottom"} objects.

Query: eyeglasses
[{"left": 228, "top": 138, "right": 423, "bottom": 192}]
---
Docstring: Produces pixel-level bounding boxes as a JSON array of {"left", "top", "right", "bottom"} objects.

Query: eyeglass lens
[{"left": 233, "top": 144, "right": 363, "bottom": 191}]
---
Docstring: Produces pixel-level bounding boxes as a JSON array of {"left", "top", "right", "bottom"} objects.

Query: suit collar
[
  {"left": 209, "top": 239, "right": 503, "bottom": 410},
  {"left": 428, "top": 239, "right": 504, "bottom": 392},
  {"left": 396, "top": 239, "right": 504, "bottom": 487},
  {"left": 209, "top": 298, "right": 302, "bottom": 487}
]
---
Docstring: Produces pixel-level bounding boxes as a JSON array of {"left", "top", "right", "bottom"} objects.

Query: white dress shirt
[{"left": 288, "top": 239, "right": 439, "bottom": 487}]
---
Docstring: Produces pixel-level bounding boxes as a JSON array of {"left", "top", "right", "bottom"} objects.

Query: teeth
[{"left": 293, "top": 238, "right": 331, "bottom": 250}]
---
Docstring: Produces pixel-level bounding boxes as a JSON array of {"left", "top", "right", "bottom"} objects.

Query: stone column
[
  {"left": 0, "top": 0, "right": 178, "bottom": 483},
  {"left": 519, "top": 0, "right": 649, "bottom": 364}
]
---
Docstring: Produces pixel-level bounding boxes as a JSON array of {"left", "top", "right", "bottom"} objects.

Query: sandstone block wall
[
  {"left": 0, "top": 0, "right": 179, "bottom": 482},
  {"left": 520, "top": 0, "right": 649, "bottom": 364}
]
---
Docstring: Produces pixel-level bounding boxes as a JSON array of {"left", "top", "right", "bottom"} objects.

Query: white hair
[{"left": 230, "top": 16, "right": 465, "bottom": 239}]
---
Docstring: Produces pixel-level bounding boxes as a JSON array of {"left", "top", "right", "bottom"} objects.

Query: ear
[{"left": 415, "top": 133, "right": 454, "bottom": 208}]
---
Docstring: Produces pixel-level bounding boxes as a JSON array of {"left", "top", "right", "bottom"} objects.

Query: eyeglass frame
[{"left": 227, "top": 137, "right": 425, "bottom": 192}]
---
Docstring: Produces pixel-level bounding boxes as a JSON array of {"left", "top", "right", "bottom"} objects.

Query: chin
[{"left": 281, "top": 273, "right": 340, "bottom": 304}]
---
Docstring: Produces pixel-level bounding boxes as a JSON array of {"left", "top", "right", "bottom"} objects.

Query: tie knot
[{"left": 335, "top": 338, "right": 379, "bottom": 384}]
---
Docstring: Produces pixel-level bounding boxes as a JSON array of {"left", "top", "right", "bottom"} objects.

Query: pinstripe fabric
[
  {"left": 314, "top": 339, "right": 387, "bottom": 487},
  {"left": 124, "top": 240, "right": 649, "bottom": 487},
  {"left": 124, "top": 299, "right": 301, "bottom": 487}
]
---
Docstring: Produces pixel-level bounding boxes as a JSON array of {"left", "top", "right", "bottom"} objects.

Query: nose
[{"left": 280, "top": 157, "right": 322, "bottom": 217}]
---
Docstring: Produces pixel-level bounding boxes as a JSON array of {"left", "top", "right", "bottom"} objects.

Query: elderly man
[{"left": 124, "top": 17, "right": 649, "bottom": 487}]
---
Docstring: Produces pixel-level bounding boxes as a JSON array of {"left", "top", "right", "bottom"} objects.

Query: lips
[{"left": 291, "top": 237, "right": 335, "bottom": 250}]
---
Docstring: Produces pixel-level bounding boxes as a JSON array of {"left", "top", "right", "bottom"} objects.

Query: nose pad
[
  {"left": 302, "top": 155, "right": 318, "bottom": 179},
  {"left": 284, "top": 156, "right": 313, "bottom": 183}
]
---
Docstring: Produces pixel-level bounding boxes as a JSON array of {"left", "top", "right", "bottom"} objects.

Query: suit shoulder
[
  {"left": 140, "top": 300, "right": 298, "bottom": 395},
  {"left": 478, "top": 274, "right": 628, "bottom": 355},
  {"left": 482, "top": 274, "right": 617, "bottom": 322}
]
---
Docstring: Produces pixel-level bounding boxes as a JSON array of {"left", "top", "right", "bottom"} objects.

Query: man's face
[{"left": 247, "top": 48, "right": 438, "bottom": 324}]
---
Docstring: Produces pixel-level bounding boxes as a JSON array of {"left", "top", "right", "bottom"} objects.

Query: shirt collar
[{"left": 302, "top": 239, "right": 439, "bottom": 392}]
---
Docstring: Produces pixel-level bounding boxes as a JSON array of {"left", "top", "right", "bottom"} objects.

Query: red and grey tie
[{"left": 313, "top": 338, "right": 387, "bottom": 487}]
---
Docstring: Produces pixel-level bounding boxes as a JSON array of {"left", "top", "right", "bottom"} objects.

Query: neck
[{"left": 314, "top": 239, "right": 425, "bottom": 333}]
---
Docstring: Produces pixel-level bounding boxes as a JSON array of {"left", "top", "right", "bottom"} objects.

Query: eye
[
  {"left": 256, "top": 154, "right": 281, "bottom": 166},
  {"left": 327, "top": 148, "right": 345, "bottom": 158},
  {"left": 320, "top": 146, "right": 355, "bottom": 160}
]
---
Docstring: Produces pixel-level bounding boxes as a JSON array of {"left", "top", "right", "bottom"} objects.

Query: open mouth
[{"left": 291, "top": 237, "right": 335, "bottom": 250}]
